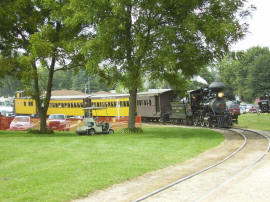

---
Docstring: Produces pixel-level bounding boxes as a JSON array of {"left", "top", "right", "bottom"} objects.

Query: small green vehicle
[{"left": 76, "top": 107, "right": 114, "bottom": 135}]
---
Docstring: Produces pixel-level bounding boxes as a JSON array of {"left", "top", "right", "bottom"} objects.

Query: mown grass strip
[
  {"left": 0, "top": 127, "right": 224, "bottom": 202},
  {"left": 236, "top": 113, "right": 270, "bottom": 131}
]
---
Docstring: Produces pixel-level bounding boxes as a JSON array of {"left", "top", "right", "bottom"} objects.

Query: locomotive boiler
[{"left": 168, "top": 81, "right": 233, "bottom": 128}]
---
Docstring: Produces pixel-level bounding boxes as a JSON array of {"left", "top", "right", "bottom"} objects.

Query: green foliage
[
  {"left": 217, "top": 46, "right": 270, "bottom": 102},
  {"left": 0, "top": 127, "right": 224, "bottom": 201},
  {"left": 0, "top": 75, "right": 22, "bottom": 96},
  {"left": 71, "top": 69, "right": 110, "bottom": 93},
  {"left": 0, "top": 0, "right": 88, "bottom": 131},
  {"left": 67, "top": 0, "right": 250, "bottom": 127}
]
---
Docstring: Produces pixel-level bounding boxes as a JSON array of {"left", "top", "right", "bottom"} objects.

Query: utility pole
[
  {"left": 84, "top": 84, "right": 88, "bottom": 94},
  {"left": 88, "top": 77, "right": 91, "bottom": 94}
]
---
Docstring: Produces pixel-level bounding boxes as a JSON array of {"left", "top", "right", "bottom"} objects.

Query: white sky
[{"left": 231, "top": 0, "right": 270, "bottom": 51}]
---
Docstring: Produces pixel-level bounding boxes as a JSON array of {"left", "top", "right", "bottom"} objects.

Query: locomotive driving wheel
[
  {"left": 204, "top": 121, "right": 210, "bottom": 128},
  {"left": 200, "top": 121, "right": 205, "bottom": 127}
]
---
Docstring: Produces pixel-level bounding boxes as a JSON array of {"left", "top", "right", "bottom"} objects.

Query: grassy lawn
[
  {"left": 0, "top": 127, "right": 224, "bottom": 202},
  {"left": 235, "top": 113, "right": 270, "bottom": 131}
]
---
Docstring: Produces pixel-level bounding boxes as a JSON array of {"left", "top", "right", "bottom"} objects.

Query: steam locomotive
[
  {"left": 258, "top": 93, "right": 270, "bottom": 113},
  {"left": 164, "top": 81, "right": 234, "bottom": 128}
]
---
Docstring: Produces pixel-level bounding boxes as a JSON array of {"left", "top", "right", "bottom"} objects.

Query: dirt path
[{"left": 74, "top": 129, "right": 243, "bottom": 202}]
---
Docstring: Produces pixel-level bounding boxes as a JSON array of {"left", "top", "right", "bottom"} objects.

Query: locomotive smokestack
[{"left": 209, "top": 80, "right": 225, "bottom": 92}]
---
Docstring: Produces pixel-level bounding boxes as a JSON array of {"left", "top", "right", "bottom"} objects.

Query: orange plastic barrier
[
  {"left": 0, "top": 116, "right": 142, "bottom": 131},
  {"left": 0, "top": 117, "right": 14, "bottom": 130}
]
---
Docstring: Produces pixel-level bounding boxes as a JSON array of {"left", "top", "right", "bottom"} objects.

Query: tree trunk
[
  {"left": 32, "top": 22, "right": 60, "bottom": 133},
  {"left": 128, "top": 89, "right": 137, "bottom": 128},
  {"left": 39, "top": 109, "right": 47, "bottom": 133}
]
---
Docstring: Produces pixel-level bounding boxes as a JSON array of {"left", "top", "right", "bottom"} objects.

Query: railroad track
[{"left": 133, "top": 128, "right": 270, "bottom": 202}]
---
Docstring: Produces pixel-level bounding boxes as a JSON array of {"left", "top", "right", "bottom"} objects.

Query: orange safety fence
[{"left": 0, "top": 116, "right": 142, "bottom": 131}]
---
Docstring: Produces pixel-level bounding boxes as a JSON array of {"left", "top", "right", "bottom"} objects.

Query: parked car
[
  {"left": 10, "top": 116, "right": 33, "bottom": 131},
  {"left": 240, "top": 106, "right": 246, "bottom": 114},
  {"left": 47, "top": 114, "right": 69, "bottom": 130},
  {"left": 245, "top": 104, "right": 257, "bottom": 113},
  {"left": 227, "top": 104, "right": 240, "bottom": 123}
]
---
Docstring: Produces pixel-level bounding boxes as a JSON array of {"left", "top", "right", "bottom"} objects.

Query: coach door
[{"left": 155, "top": 95, "right": 160, "bottom": 113}]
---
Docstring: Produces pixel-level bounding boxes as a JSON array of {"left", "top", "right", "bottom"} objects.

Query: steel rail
[
  {"left": 195, "top": 128, "right": 270, "bottom": 202},
  {"left": 133, "top": 129, "right": 247, "bottom": 202}
]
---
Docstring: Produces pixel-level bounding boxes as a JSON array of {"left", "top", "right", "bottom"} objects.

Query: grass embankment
[
  {"left": 0, "top": 127, "right": 224, "bottom": 202},
  {"left": 236, "top": 113, "right": 270, "bottom": 131}
]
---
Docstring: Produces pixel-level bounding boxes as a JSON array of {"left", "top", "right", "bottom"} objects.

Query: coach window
[
  {"left": 24, "top": 101, "right": 26, "bottom": 106},
  {"left": 149, "top": 100, "right": 151, "bottom": 106},
  {"left": 127, "top": 101, "right": 129, "bottom": 106},
  {"left": 71, "top": 103, "right": 73, "bottom": 108}
]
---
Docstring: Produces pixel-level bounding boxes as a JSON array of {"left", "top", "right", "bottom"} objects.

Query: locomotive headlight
[{"left": 217, "top": 92, "right": 224, "bottom": 98}]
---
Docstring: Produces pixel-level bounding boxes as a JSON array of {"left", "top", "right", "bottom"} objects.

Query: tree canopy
[
  {"left": 217, "top": 46, "right": 270, "bottom": 102},
  {"left": 68, "top": 0, "right": 250, "bottom": 128},
  {"left": 0, "top": 0, "right": 85, "bottom": 132}
]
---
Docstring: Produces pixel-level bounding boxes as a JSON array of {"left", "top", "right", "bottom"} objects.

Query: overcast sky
[{"left": 231, "top": 0, "right": 270, "bottom": 51}]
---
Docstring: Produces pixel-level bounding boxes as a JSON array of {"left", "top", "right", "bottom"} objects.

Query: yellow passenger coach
[{"left": 14, "top": 91, "right": 130, "bottom": 117}]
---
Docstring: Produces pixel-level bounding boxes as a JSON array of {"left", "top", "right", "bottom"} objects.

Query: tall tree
[
  {"left": 71, "top": 69, "right": 110, "bottom": 93},
  {"left": 69, "top": 0, "right": 251, "bottom": 129},
  {"left": 0, "top": 75, "right": 22, "bottom": 97},
  {"left": 0, "top": 0, "right": 85, "bottom": 132},
  {"left": 217, "top": 46, "right": 270, "bottom": 102}
]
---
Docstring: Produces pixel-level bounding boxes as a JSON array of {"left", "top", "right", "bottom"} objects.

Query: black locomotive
[
  {"left": 162, "top": 81, "right": 234, "bottom": 128},
  {"left": 258, "top": 93, "right": 270, "bottom": 113}
]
